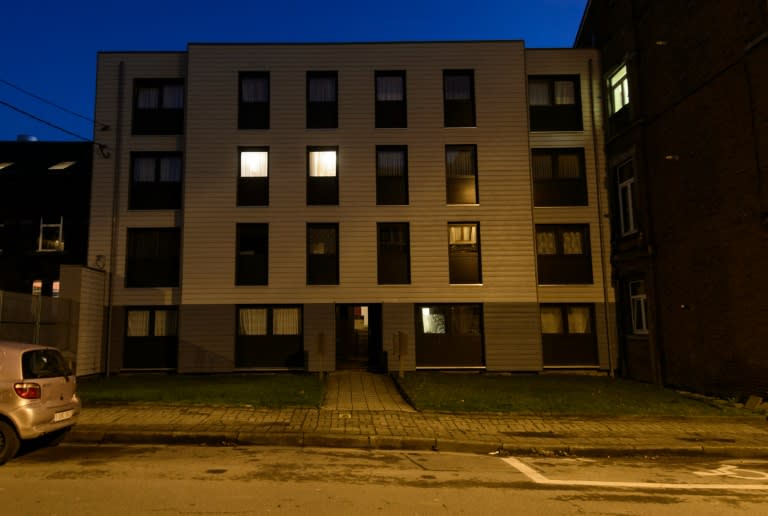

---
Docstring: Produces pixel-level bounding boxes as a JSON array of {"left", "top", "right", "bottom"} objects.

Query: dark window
[
  {"left": 531, "top": 148, "right": 587, "bottom": 206},
  {"left": 446, "top": 145, "right": 478, "bottom": 204},
  {"left": 616, "top": 160, "right": 638, "bottom": 236},
  {"left": 307, "top": 71, "right": 338, "bottom": 128},
  {"left": 129, "top": 153, "right": 182, "bottom": 210},
  {"left": 307, "top": 146, "right": 338, "bottom": 205},
  {"left": 236, "top": 223, "right": 268, "bottom": 286},
  {"left": 239, "top": 72, "right": 270, "bottom": 129},
  {"left": 535, "top": 224, "right": 592, "bottom": 284},
  {"left": 125, "top": 228, "right": 180, "bottom": 288},
  {"left": 236, "top": 306, "right": 304, "bottom": 368},
  {"left": 132, "top": 79, "right": 184, "bottom": 134},
  {"left": 448, "top": 222, "right": 481, "bottom": 284},
  {"left": 375, "top": 71, "right": 406, "bottom": 128},
  {"left": 416, "top": 304, "right": 484, "bottom": 367},
  {"left": 238, "top": 147, "right": 269, "bottom": 206},
  {"left": 528, "top": 75, "right": 582, "bottom": 131},
  {"left": 376, "top": 146, "right": 408, "bottom": 205},
  {"left": 377, "top": 223, "right": 410, "bottom": 284},
  {"left": 124, "top": 307, "right": 178, "bottom": 370},
  {"left": 307, "top": 223, "right": 338, "bottom": 285},
  {"left": 443, "top": 70, "right": 475, "bottom": 127},
  {"left": 540, "top": 303, "right": 597, "bottom": 366},
  {"left": 21, "top": 348, "right": 71, "bottom": 378}
]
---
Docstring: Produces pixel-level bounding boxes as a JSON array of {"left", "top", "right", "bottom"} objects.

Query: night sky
[{"left": 0, "top": 0, "right": 587, "bottom": 142}]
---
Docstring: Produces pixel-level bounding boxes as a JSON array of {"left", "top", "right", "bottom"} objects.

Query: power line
[{"left": 0, "top": 98, "right": 91, "bottom": 141}]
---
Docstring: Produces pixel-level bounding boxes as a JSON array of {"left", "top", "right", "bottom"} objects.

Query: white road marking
[
  {"left": 693, "top": 465, "right": 768, "bottom": 480},
  {"left": 502, "top": 457, "right": 768, "bottom": 491}
]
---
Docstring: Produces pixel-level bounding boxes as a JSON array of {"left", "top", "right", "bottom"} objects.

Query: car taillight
[{"left": 14, "top": 383, "right": 41, "bottom": 399}]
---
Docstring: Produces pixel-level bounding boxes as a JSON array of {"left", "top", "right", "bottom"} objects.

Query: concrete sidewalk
[{"left": 67, "top": 372, "right": 768, "bottom": 457}]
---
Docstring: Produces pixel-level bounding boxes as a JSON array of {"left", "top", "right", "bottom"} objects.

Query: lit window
[
  {"left": 38, "top": 216, "right": 64, "bottom": 252},
  {"left": 52, "top": 281, "right": 61, "bottom": 298},
  {"left": 608, "top": 65, "right": 630, "bottom": 115},
  {"left": 308, "top": 150, "right": 337, "bottom": 177},
  {"left": 0, "top": 162, "right": 15, "bottom": 170},
  {"left": 617, "top": 161, "right": 638, "bottom": 236},
  {"left": 307, "top": 147, "right": 338, "bottom": 205},
  {"left": 238, "top": 148, "right": 269, "bottom": 206},
  {"left": 32, "top": 280, "right": 42, "bottom": 295},
  {"left": 48, "top": 161, "right": 76, "bottom": 170},
  {"left": 629, "top": 280, "right": 648, "bottom": 334}
]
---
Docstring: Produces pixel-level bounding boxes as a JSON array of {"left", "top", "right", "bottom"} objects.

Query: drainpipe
[{"left": 588, "top": 58, "right": 615, "bottom": 377}]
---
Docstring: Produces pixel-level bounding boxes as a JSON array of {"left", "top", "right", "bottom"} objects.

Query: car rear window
[{"left": 21, "top": 349, "right": 71, "bottom": 379}]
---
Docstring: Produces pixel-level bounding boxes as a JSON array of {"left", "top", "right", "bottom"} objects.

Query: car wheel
[{"left": 0, "top": 420, "right": 21, "bottom": 465}]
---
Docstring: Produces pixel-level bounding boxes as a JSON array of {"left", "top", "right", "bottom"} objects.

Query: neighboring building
[
  {"left": 89, "top": 41, "right": 616, "bottom": 374},
  {"left": 576, "top": 1, "right": 768, "bottom": 396},
  {"left": 0, "top": 138, "right": 92, "bottom": 296}
]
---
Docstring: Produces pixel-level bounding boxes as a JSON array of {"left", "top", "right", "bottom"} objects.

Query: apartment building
[
  {"left": 576, "top": 1, "right": 768, "bottom": 396},
  {"left": 88, "top": 41, "right": 615, "bottom": 374}
]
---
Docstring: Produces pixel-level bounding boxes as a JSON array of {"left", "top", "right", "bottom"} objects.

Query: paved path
[{"left": 68, "top": 372, "right": 768, "bottom": 457}]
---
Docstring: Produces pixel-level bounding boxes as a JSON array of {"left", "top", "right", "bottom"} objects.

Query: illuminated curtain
[
  {"left": 127, "top": 311, "right": 150, "bottom": 337},
  {"left": 309, "top": 150, "right": 337, "bottom": 177},
  {"left": 239, "top": 308, "right": 267, "bottom": 336},
  {"left": 562, "top": 231, "right": 584, "bottom": 255},
  {"left": 449, "top": 224, "right": 476, "bottom": 245},
  {"left": 154, "top": 310, "right": 177, "bottom": 336},
  {"left": 241, "top": 151, "right": 268, "bottom": 177},
  {"left": 536, "top": 230, "right": 557, "bottom": 255},
  {"left": 554, "top": 81, "right": 575, "bottom": 105},
  {"left": 273, "top": 308, "right": 300, "bottom": 335},
  {"left": 540, "top": 307, "right": 563, "bottom": 334},
  {"left": 528, "top": 81, "right": 550, "bottom": 106},
  {"left": 567, "top": 306, "right": 591, "bottom": 333}
]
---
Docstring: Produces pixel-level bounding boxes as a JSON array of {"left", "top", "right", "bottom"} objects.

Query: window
[
  {"left": 443, "top": 70, "right": 476, "bottom": 127},
  {"left": 531, "top": 148, "right": 587, "bottom": 206},
  {"left": 608, "top": 65, "right": 629, "bottom": 115},
  {"left": 129, "top": 153, "right": 182, "bottom": 210},
  {"left": 38, "top": 216, "right": 64, "bottom": 252},
  {"left": 307, "top": 147, "right": 338, "bottom": 205},
  {"left": 375, "top": 71, "right": 406, "bottom": 128},
  {"left": 236, "top": 223, "right": 268, "bottom": 285},
  {"left": 307, "top": 71, "right": 338, "bottom": 128},
  {"left": 416, "top": 304, "right": 484, "bottom": 367},
  {"left": 236, "top": 306, "right": 304, "bottom": 368},
  {"left": 125, "top": 228, "right": 180, "bottom": 288},
  {"left": 238, "top": 148, "right": 269, "bottom": 206},
  {"left": 132, "top": 79, "right": 184, "bottom": 134},
  {"left": 535, "top": 224, "right": 592, "bottom": 284},
  {"left": 528, "top": 75, "right": 582, "bottom": 131},
  {"left": 239, "top": 72, "right": 270, "bottom": 129},
  {"left": 377, "top": 223, "right": 410, "bottom": 284},
  {"left": 124, "top": 307, "right": 178, "bottom": 370},
  {"left": 376, "top": 146, "right": 408, "bottom": 205},
  {"left": 446, "top": 145, "right": 478, "bottom": 204},
  {"left": 540, "top": 303, "right": 597, "bottom": 366},
  {"left": 307, "top": 223, "right": 338, "bottom": 285},
  {"left": 448, "top": 223, "right": 481, "bottom": 284},
  {"left": 629, "top": 280, "right": 648, "bottom": 335},
  {"left": 617, "top": 160, "right": 638, "bottom": 236}
]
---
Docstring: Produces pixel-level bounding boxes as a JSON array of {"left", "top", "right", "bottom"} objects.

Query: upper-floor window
[
  {"left": 129, "top": 153, "right": 182, "bottom": 210},
  {"left": 238, "top": 148, "right": 269, "bottom": 206},
  {"left": 376, "top": 146, "right": 408, "bottom": 205},
  {"left": 448, "top": 222, "right": 481, "bottom": 284},
  {"left": 239, "top": 72, "right": 270, "bottom": 129},
  {"left": 236, "top": 223, "right": 268, "bottom": 286},
  {"left": 307, "top": 223, "right": 339, "bottom": 285},
  {"left": 307, "top": 71, "right": 338, "bottom": 128},
  {"left": 125, "top": 228, "right": 180, "bottom": 288},
  {"left": 446, "top": 145, "right": 478, "bottom": 204},
  {"left": 528, "top": 75, "right": 582, "bottom": 131},
  {"left": 628, "top": 279, "right": 648, "bottom": 335},
  {"left": 443, "top": 70, "right": 476, "bottom": 127},
  {"left": 377, "top": 222, "right": 410, "bottom": 284},
  {"left": 375, "top": 71, "right": 407, "bottom": 128},
  {"left": 38, "top": 216, "right": 64, "bottom": 252},
  {"left": 617, "top": 160, "right": 638, "bottom": 236},
  {"left": 608, "top": 65, "right": 629, "bottom": 115},
  {"left": 132, "top": 79, "right": 184, "bottom": 134},
  {"left": 531, "top": 148, "right": 587, "bottom": 206},
  {"left": 535, "top": 224, "right": 592, "bottom": 284},
  {"left": 307, "top": 147, "right": 338, "bottom": 205}
]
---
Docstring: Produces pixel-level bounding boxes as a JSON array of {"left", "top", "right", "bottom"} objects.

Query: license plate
[{"left": 54, "top": 410, "right": 74, "bottom": 422}]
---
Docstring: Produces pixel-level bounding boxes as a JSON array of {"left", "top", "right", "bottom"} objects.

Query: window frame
[
  {"left": 237, "top": 147, "right": 269, "bottom": 206},
  {"left": 540, "top": 303, "right": 598, "bottom": 367},
  {"left": 443, "top": 70, "right": 476, "bottom": 127},
  {"left": 307, "top": 146, "right": 339, "bottom": 205},
  {"left": 377, "top": 222, "right": 411, "bottom": 285},
  {"left": 531, "top": 148, "right": 588, "bottom": 206},
  {"left": 306, "top": 71, "right": 338, "bottom": 129},
  {"left": 125, "top": 227, "right": 181, "bottom": 288},
  {"left": 607, "top": 64, "right": 630, "bottom": 116},
  {"left": 37, "top": 216, "right": 64, "bottom": 252},
  {"left": 129, "top": 152, "right": 183, "bottom": 210},
  {"left": 306, "top": 223, "right": 339, "bottom": 285},
  {"left": 124, "top": 306, "right": 179, "bottom": 370},
  {"left": 616, "top": 160, "right": 638, "bottom": 236},
  {"left": 376, "top": 145, "right": 408, "bottom": 205},
  {"left": 238, "top": 71, "right": 270, "bottom": 129},
  {"left": 528, "top": 75, "right": 583, "bottom": 131},
  {"left": 445, "top": 144, "right": 479, "bottom": 205},
  {"left": 131, "top": 78, "right": 185, "bottom": 135},
  {"left": 235, "top": 305, "right": 304, "bottom": 369},
  {"left": 235, "top": 223, "right": 269, "bottom": 286},
  {"left": 448, "top": 222, "right": 482, "bottom": 285},
  {"left": 628, "top": 279, "right": 649, "bottom": 335},
  {"left": 535, "top": 224, "right": 593, "bottom": 284},
  {"left": 375, "top": 70, "right": 407, "bottom": 128}
]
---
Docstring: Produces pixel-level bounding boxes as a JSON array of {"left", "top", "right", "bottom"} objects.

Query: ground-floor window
[
  {"left": 540, "top": 303, "right": 598, "bottom": 366},
  {"left": 124, "top": 307, "right": 178, "bottom": 370},
  {"left": 236, "top": 306, "right": 304, "bottom": 368},
  {"left": 415, "top": 303, "right": 484, "bottom": 367}
]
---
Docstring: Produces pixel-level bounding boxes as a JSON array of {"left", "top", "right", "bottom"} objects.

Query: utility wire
[
  {"left": 0, "top": 78, "right": 109, "bottom": 130},
  {"left": 0, "top": 99, "right": 92, "bottom": 141}
]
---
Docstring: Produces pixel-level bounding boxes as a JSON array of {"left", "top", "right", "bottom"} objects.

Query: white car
[{"left": 0, "top": 340, "right": 81, "bottom": 464}]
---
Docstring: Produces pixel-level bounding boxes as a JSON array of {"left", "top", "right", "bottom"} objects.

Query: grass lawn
[
  {"left": 394, "top": 372, "right": 749, "bottom": 417},
  {"left": 77, "top": 373, "right": 324, "bottom": 408}
]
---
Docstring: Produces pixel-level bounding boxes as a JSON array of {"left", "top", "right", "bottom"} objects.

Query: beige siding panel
[
  {"left": 484, "top": 303, "right": 542, "bottom": 371},
  {"left": 382, "top": 303, "right": 416, "bottom": 372},
  {"left": 178, "top": 304, "right": 235, "bottom": 373},
  {"left": 59, "top": 265, "right": 107, "bottom": 376},
  {"left": 304, "top": 303, "right": 334, "bottom": 372}
]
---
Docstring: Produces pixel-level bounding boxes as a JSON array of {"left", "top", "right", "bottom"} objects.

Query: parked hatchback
[{"left": 0, "top": 340, "right": 81, "bottom": 464}]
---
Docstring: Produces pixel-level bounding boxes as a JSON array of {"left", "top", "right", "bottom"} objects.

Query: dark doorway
[{"left": 335, "top": 304, "right": 385, "bottom": 372}]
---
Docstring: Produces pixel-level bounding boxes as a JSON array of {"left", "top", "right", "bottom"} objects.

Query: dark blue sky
[{"left": 0, "top": 0, "right": 587, "bottom": 142}]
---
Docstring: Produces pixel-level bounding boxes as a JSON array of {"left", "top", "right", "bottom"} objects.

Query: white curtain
[
  {"left": 159, "top": 157, "right": 181, "bottom": 182},
  {"left": 376, "top": 76, "right": 403, "bottom": 101},
  {"left": 309, "top": 150, "right": 337, "bottom": 177},
  {"left": 446, "top": 149, "right": 475, "bottom": 177},
  {"left": 554, "top": 80, "right": 575, "bottom": 105},
  {"left": 562, "top": 230, "right": 584, "bottom": 255},
  {"left": 532, "top": 155, "right": 553, "bottom": 180},
  {"left": 444, "top": 75, "right": 471, "bottom": 100},
  {"left": 241, "top": 151, "right": 269, "bottom": 177},
  {"left": 154, "top": 310, "right": 177, "bottom": 336},
  {"left": 528, "top": 81, "right": 550, "bottom": 106},
  {"left": 133, "top": 157, "right": 156, "bottom": 182},
  {"left": 309, "top": 77, "right": 336, "bottom": 102},
  {"left": 273, "top": 308, "right": 300, "bottom": 335},
  {"left": 377, "top": 150, "right": 405, "bottom": 177},
  {"left": 137, "top": 87, "right": 159, "bottom": 109},
  {"left": 449, "top": 224, "right": 477, "bottom": 245},
  {"left": 421, "top": 307, "right": 446, "bottom": 334},
  {"left": 558, "top": 154, "right": 581, "bottom": 178},
  {"left": 162, "top": 84, "right": 184, "bottom": 108},
  {"left": 540, "top": 307, "right": 563, "bottom": 334},
  {"left": 239, "top": 308, "right": 267, "bottom": 336},
  {"left": 127, "top": 311, "right": 150, "bottom": 337},
  {"left": 567, "top": 306, "right": 591, "bottom": 333},
  {"left": 242, "top": 77, "right": 268, "bottom": 102},
  {"left": 536, "top": 230, "right": 557, "bottom": 255}
]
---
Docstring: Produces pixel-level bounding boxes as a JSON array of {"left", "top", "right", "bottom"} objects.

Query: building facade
[
  {"left": 89, "top": 41, "right": 616, "bottom": 374},
  {"left": 576, "top": 1, "right": 768, "bottom": 396}
]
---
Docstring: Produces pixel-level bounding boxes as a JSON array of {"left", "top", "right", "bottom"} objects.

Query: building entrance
[{"left": 335, "top": 304, "right": 384, "bottom": 372}]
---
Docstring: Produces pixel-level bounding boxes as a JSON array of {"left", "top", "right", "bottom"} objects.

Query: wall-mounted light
[
  {"left": 664, "top": 155, "right": 680, "bottom": 161},
  {"left": 655, "top": 41, "right": 669, "bottom": 46}
]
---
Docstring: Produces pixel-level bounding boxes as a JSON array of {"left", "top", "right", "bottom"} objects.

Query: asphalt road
[{"left": 1, "top": 444, "right": 767, "bottom": 515}]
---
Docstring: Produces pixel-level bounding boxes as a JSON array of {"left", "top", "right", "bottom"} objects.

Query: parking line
[{"left": 502, "top": 457, "right": 768, "bottom": 491}]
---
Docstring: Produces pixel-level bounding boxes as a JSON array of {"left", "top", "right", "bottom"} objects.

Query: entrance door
[{"left": 335, "top": 304, "right": 384, "bottom": 372}]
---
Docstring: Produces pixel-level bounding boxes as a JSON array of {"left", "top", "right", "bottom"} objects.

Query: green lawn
[{"left": 77, "top": 373, "right": 323, "bottom": 408}]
